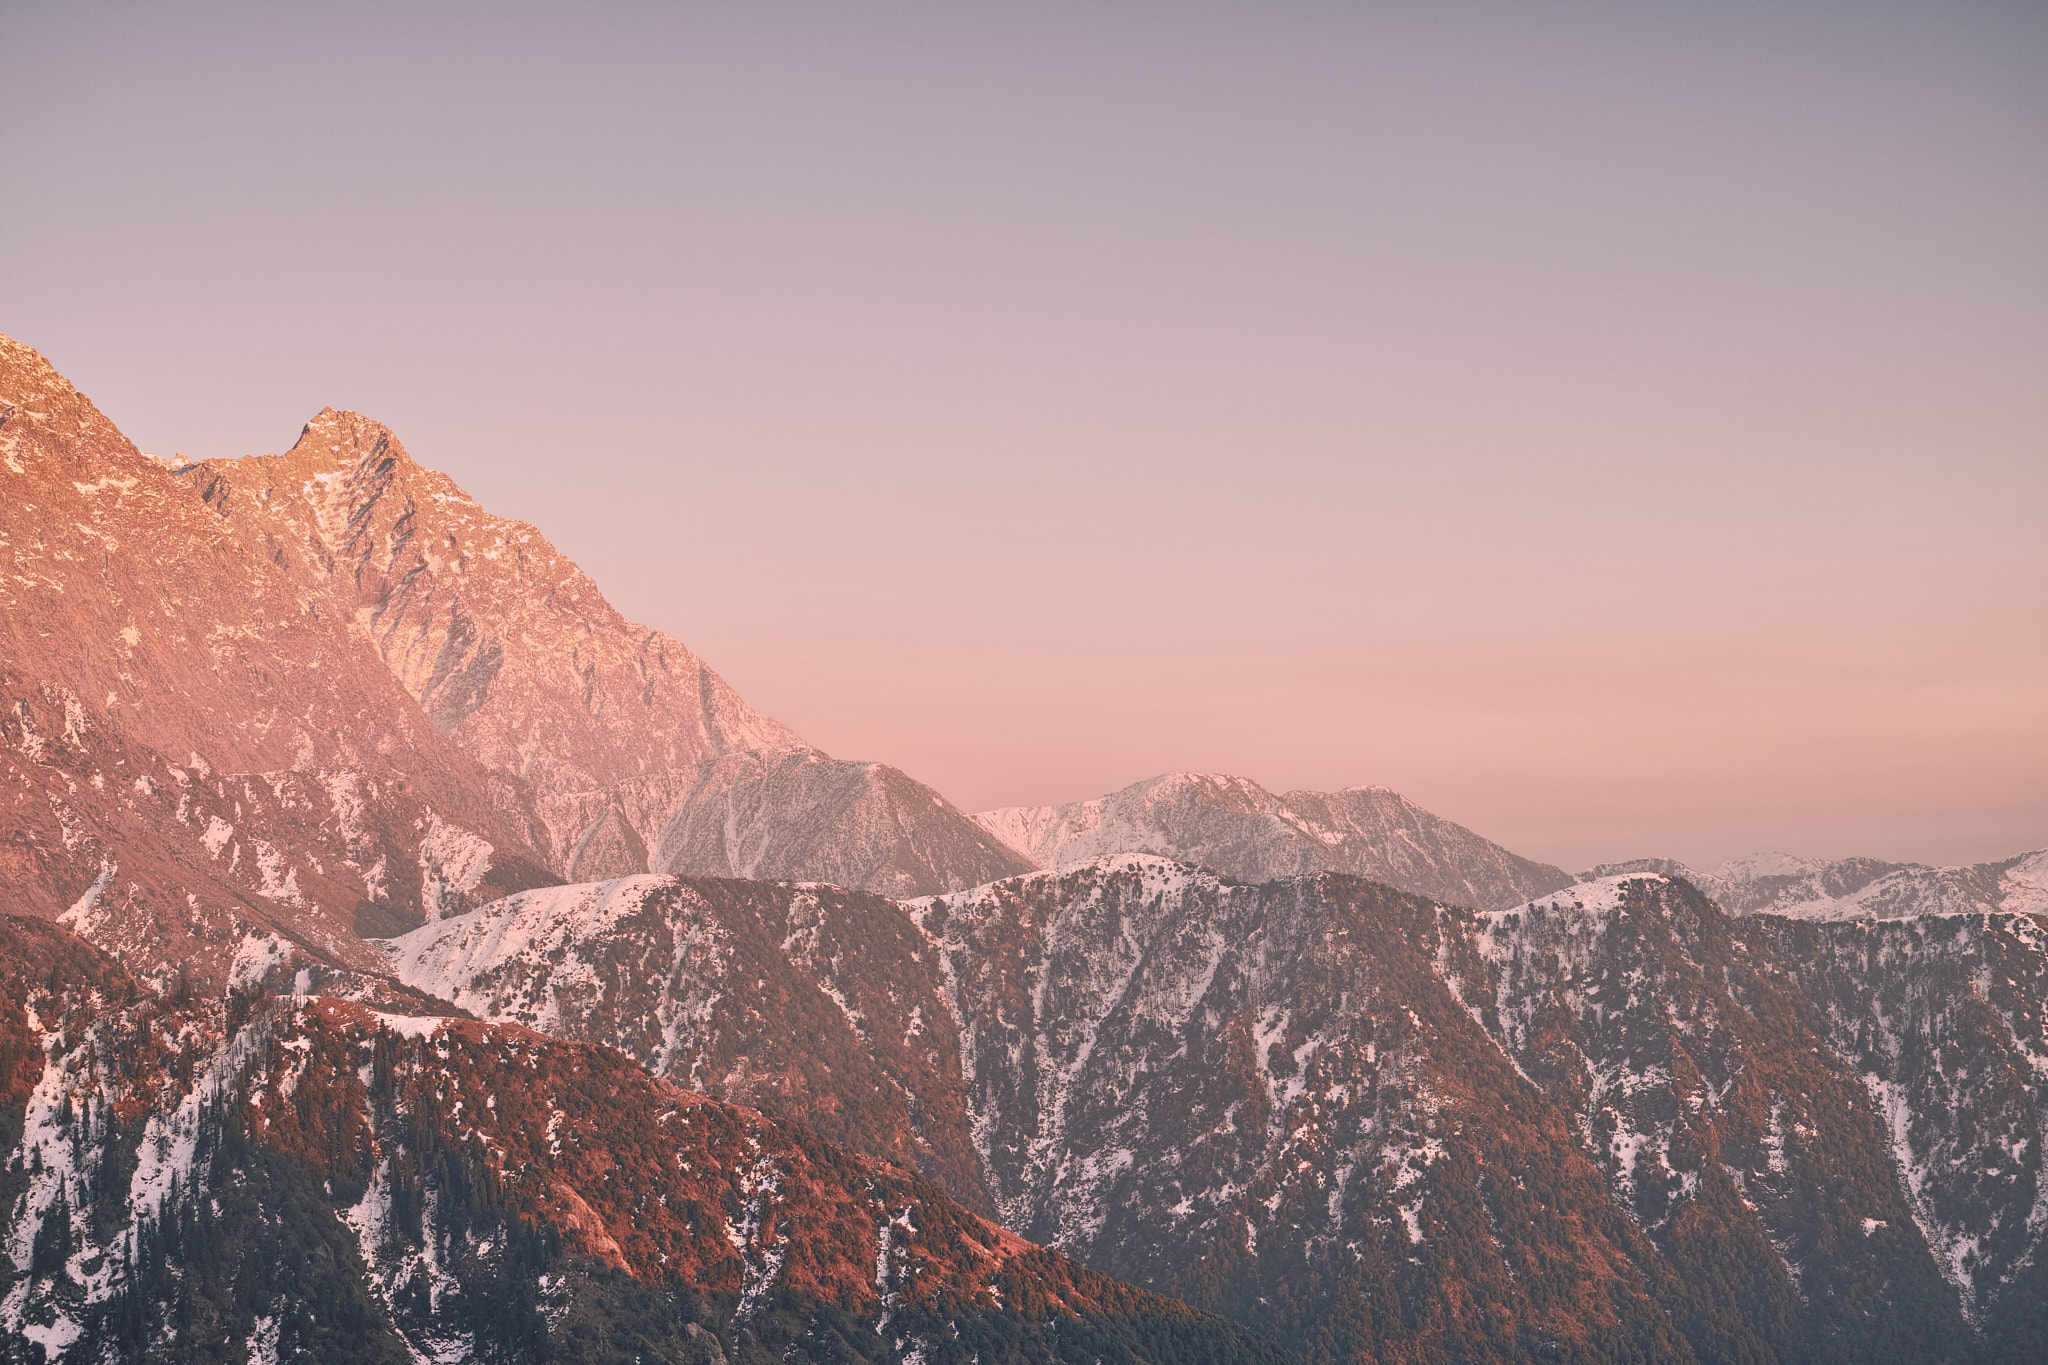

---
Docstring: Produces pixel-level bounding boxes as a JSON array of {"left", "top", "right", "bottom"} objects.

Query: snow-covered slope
[
  {"left": 975, "top": 772, "right": 1573, "bottom": 910},
  {"left": 906, "top": 858, "right": 2014, "bottom": 1360},
  {"left": 382, "top": 873, "right": 995, "bottom": 1212}
]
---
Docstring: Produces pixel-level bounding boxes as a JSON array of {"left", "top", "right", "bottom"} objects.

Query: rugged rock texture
[
  {"left": 0, "top": 337, "right": 554, "bottom": 986},
  {"left": 0, "top": 662, "right": 537, "bottom": 982},
  {"left": 1582, "top": 850, "right": 2048, "bottom": 921},
  {"left": 975, "top": 773, "right": 1573, "bottom": 911},
  {"left": 381, "top": 874, "right": 995, "bottom": 1216},
  {"left": 185, "top": 402, "right": 1030, "bottom": 900},
  {"left": 185, "top": 408, "right": 806, "bottom": 869},
  {"left": 0, "top": 915, "right": 1285, "bottom": 1365},
  {"left": 11, "top": 331, "right": 2043, "bottom": 1362},
  {"left": 0, "top": 331, "right": 1029, "bottom": 987}
]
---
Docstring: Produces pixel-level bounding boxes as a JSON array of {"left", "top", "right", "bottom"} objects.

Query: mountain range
[{"left": 3, "top": 332, "right": 2044, "bottom": 1363}]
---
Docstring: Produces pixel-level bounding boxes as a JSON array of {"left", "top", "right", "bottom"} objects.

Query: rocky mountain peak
[{"left": 976, "top": 771, "right": 1572, "bottom": 910}]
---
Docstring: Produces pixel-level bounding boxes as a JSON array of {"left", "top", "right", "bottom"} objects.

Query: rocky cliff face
[
  {"left": 650, "top": 751, "right": 1036, "bottom": 899},
  {"left": 0, "top": 337, "right": 556, "bottom": 988},
  {"left": 975, "top": 773, "right": 1574, "bottom": 912},
  {"left": 10, "top": 330, "right": 2043, "bottom": 1363},
  {"left": 183, "top": 408, "right": 806, "bottom": 869},
  {"left": 0, "top": 331, "right": 1033, "bottom": 988},
  {"left": 184, "top": 403, "right": 1030, "bottom": 900},
  {"left": 0, "top": 915, "right": 1283, "bottom": 1365}
]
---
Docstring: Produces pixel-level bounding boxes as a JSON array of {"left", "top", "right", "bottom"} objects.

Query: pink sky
[{"left": 5, "top": 2, "right": 2043, "bottom": 871}]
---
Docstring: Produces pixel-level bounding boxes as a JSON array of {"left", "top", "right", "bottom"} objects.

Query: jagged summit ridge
[
  {"left": 190, "top": 406, "right": 808, "bottom": 853},
  {"left": 0, "top": 335, "right": 557, "bottom": 983},
  {"left": 0, "top": 330, "right": 1028, "bottom": 989},
  {"left": 192, "top": 398, "right": 1029, "bottom": 897}
]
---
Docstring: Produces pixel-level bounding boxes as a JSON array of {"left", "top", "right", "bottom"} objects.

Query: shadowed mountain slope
[
  {"left": 390, "top": 858, "right": 2048, "bottom": 1361},
  {"left": 0, "top": 914, "right": 1287, "bottom": 1365},
  {"left": 381, "top": 874, "right": 996, "bottom": 1216}
]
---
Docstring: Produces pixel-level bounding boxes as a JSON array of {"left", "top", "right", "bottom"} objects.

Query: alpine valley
[{"left": 3, "top": 332, "right": 2044, "bottom": 1365}]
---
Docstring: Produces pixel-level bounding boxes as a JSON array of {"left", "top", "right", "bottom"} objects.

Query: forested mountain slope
[
  {"left": 392, "top": 860, "right": 2048, "bottom": 1362},
  {"left": 0, "top": 915, "right": 1285, "bottom": 1365}
]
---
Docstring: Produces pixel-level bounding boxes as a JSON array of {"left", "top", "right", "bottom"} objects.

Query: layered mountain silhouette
[
  {"left": 6, "top": 332, "right": 2045, "bottom": 1363},
  {"left": 0, "top": 915, "right": 1282, "bottom": 1364}
]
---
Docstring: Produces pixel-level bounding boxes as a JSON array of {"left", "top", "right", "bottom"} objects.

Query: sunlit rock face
[
  {"left": 0, "top": 332, "right": 1027, "bottom": 991},
  {"left": 179, "top": 398, "right": 1031, "bottom": 901},
  {"left": 10, "top": 330, "right": 2047, "bottom": 1362},
  {"left": 184, "top": 406, "right": 806, "bottom": 870},
  {"left": 0, "top": 336, "right": 555, "bottom": 988}
]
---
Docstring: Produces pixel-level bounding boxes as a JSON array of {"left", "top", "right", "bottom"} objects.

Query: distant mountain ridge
[
  {"left": 975, "top": 771, "right": 1574, "bottom": 911},
  {"left": 15, "top": 327, "right": 2048, "bottom": 1364},
  {"left": 1582, "top": 848, "right": 2048, "bottom": 920}
]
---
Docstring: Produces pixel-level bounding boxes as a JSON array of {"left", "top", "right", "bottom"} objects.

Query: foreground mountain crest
[
  {"left": 0, "top": 915, "right": 1281, "bottom": 1363},
  {"left": 377, "top": 856, "right": 2048, "bottom": 1361}
]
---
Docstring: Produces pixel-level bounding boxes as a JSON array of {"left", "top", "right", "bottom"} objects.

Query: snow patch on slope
[{"left": 383, "top": 874, "right": 670, "bottom": 1021}]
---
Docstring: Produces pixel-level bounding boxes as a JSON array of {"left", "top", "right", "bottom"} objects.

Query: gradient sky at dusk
[{"left": 5, "top": 2, "right": 2043, "bottom": 871}]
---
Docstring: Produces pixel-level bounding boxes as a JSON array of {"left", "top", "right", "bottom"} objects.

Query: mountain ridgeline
[
  {"left": 382, "top": 862, "right": 2048, "bottom": 1363},
  {"left": 973, "top": 772, "right": 1576, "bottom": 912},
  {"left": 4, "top": 333, "right": 2045, "bottom": 1363}
]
